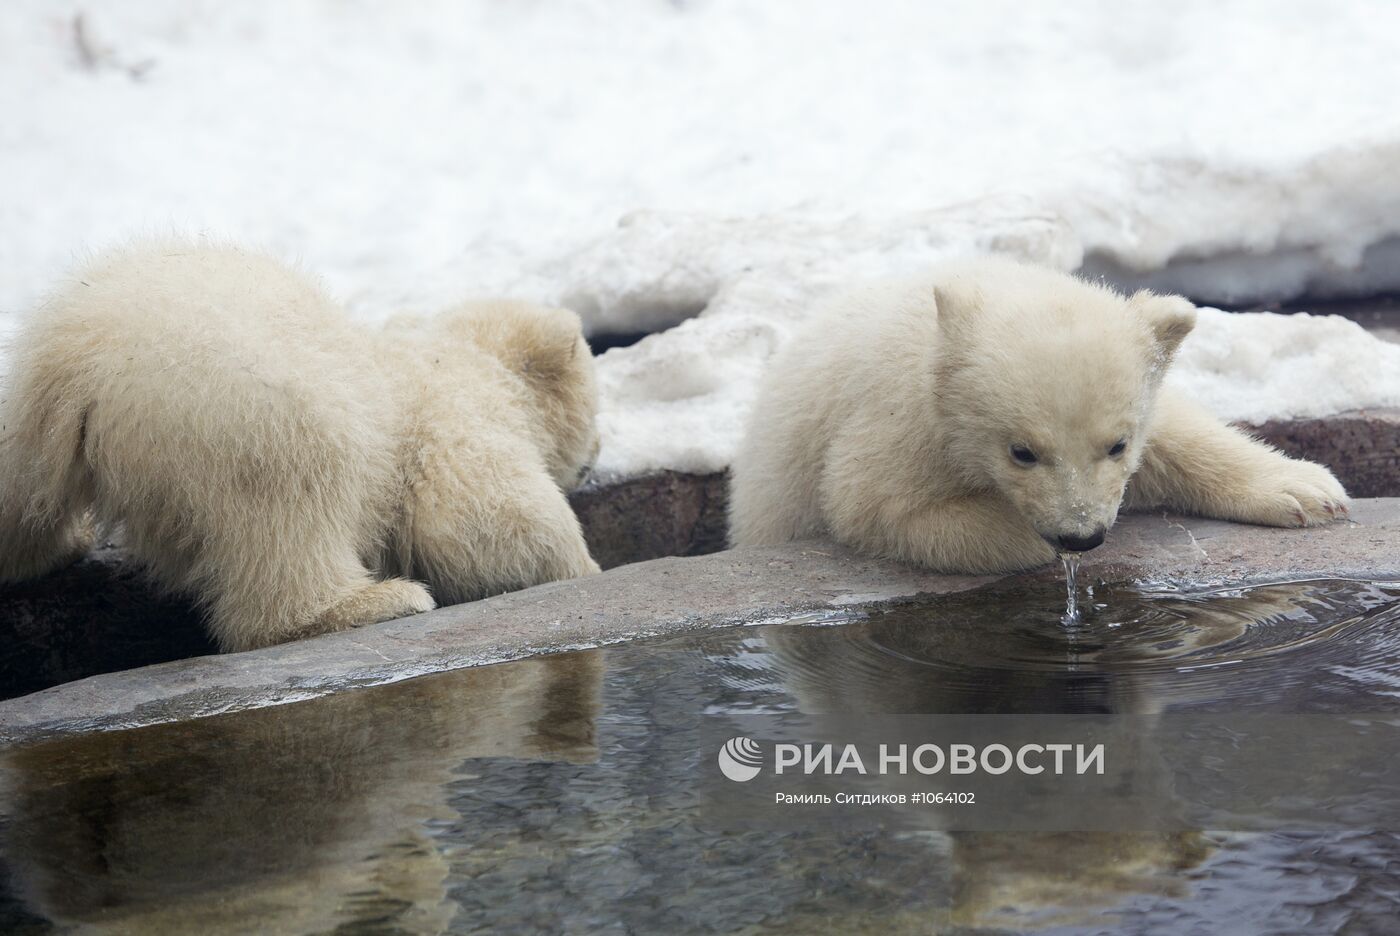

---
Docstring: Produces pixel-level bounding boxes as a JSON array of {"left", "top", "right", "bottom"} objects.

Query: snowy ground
[{"left": 3, "top": 0, "right": 1400, "bottom": 479}]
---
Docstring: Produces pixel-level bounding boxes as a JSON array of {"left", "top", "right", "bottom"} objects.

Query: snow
[
  {"left": 1170, "top": 307, "right": 1400, "bottom": 426},
  {"left": 586, "top": 237, "right": 1400, "bottom": 478},
  {"left": 3, "top": 0, "right": 1399, "bottom": 481}
]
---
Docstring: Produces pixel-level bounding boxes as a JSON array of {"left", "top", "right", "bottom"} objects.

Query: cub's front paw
[{"left": 1234, "top": 458, "right": 1349, "bottom": 528}]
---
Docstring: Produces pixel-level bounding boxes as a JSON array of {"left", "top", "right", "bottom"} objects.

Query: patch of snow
[
  {"left": 1083, "top": 238, "right": 1400, "bottom": 310},
  {"left": 588, "top": 264, "right": 1400, "bottom": 480},
  {"left": 1171, "top": 308, "right": 1400, "bottom": 425},
  {"left": 1069, "top": 144, "right": 1400, "bottom": 305},
  {"left": 3, "top": 0, "right": 1400, "bottom": 481}
]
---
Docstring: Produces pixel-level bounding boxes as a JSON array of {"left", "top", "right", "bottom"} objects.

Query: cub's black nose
[{"left": 1056, "top": 528, "right": 1105, "bottom": 552}]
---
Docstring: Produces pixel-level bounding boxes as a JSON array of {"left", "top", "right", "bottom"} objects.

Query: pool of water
[{"left": 2, "top": 577, "right": 1399, "bottom": 933}]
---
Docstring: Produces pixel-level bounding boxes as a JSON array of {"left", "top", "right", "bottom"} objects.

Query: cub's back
[
  {"left": 8, "top": 241, "right": 395, "bottom": 527},
  {"left": 729, "top": 276, "right": 941, "bottom": 545},
  {"left": 28, "top": 242, "right": 359, "bottom": 392}
]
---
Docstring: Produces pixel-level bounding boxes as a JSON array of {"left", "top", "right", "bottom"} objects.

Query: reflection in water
[
  {"left": 757, "top": 579, "right": 1400, "bottom": 930},
  {"left": 765, "top": 578, "right": 1400, "bottom": 714},
  {"left": 949, "top": 831, "right": 1214, "bottom": 931},
  {"left": 0, "top": 579, "right": 1397, "bottom": 933},
  {"left": 0, "top": 655, "right": 602, "bottom": 934}
]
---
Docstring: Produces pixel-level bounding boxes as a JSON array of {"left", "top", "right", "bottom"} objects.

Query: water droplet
[{"left": 1060, "top": 552, "right": 1081, "bottom": 625}]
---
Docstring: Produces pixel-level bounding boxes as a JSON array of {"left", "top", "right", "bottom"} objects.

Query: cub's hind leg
[
  {"left": 200, "top": 522, "right": 435, "bottom": 652},
  {"left": 173, "top": 469, "right": 434, "bottom": 651},
  {"left": 0, "top": 505, "right": 95, "bottom": 584},
  {"left": 0, "top": 382, "right": 97, "bottom": 584}
]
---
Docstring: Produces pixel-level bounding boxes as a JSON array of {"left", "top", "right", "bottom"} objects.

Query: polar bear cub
[
  {"left": 0, "top": 241, "right": 601, "bottom": 650},
  {"left": 729, "top": 255, "right": 1349, "bottom": 572}
]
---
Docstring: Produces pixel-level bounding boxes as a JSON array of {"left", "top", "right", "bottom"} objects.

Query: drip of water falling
[{"left": 1060, "top": 553, "right": 1081, "bottom": 626}]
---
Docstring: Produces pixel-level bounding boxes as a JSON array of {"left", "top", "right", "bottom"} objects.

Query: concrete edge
[
  {"left": 0, "top": 547, "right": 998, "bottom": 745},
  {"left": 2, "top": 499, "right": 1398, "bottom": 745}
]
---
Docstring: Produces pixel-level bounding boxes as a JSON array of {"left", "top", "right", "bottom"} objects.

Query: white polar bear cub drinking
[
  {"left": 729, "top": 256, "right": 1349, "bottom": 572},
  {"left": 0, "top": 241, "right": 601, "bottom": 650}
]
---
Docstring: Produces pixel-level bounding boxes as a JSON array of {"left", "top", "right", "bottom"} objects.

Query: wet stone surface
[{"left": 2, "top": 500, "right": 1399, "bottom": 739}]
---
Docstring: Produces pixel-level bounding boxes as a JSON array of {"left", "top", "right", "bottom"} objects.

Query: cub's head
[
  {"left": 933, "top": 260, "right": 1196, "bottom": 553},
  {"left": 442, "top": 300, "right": 600, "bottom": 490}
]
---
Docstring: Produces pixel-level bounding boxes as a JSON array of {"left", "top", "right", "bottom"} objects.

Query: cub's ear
[
  {"left": 445, "top": 300, "right": 588, "bottom": 385},
  {"left": 932, "top": 277, "right": 983, "bottom": 337},
  {"left": 1131, "top": 291, "right": 1197, "bottom": 358}
]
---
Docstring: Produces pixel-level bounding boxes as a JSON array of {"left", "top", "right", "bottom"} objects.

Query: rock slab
[{"left": 2, "top": 499, "right": 1397, "bottom": 745}]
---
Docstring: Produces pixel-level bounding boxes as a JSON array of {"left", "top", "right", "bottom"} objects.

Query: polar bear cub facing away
[
  {"left": 0, "top": 242, "right": 601, "bottom": 650},
  {"left": 730, "top": 256, "right": 1349, "bottom": 572}
]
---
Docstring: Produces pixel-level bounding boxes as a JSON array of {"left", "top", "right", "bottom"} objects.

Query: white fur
[
  {"left": 729, "top": 255, "right": 1349, "bottom": 572},
  {"left": 0, "top": 241, "right": 601, "bottom": 650}
]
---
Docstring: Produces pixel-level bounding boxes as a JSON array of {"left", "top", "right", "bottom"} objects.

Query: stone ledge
[
  {"left": 2, "top": 405, "right": 1396, "bottom": 700},
  {"left": 2, "top": 499, "right": 1397, "bottom": 745},
  {"left": 568, "top": 469, "right": 728, "bottom": 569}
]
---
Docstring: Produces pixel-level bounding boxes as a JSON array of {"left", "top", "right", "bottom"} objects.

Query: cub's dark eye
[
  {"left": 1108, "top": 439, "right": 1127, "bottom": 457},
  {"left": 1010, "top": 445, "right": 1038, "bottom": 466}
]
